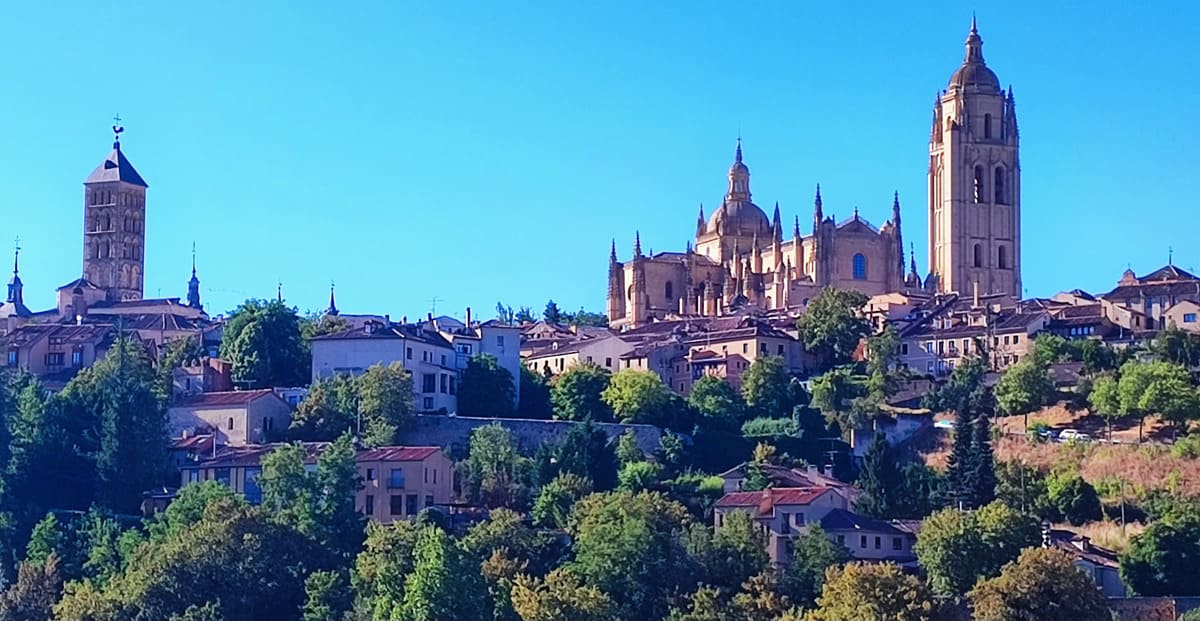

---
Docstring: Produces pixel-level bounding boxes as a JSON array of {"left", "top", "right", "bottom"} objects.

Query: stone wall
[{"left": 398, "top": 414, "right": 669, "bottom": 459}]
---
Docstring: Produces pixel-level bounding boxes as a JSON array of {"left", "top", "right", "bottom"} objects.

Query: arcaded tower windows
[{"left": 973, "top": 166, "right": 985, "bottom": 203}]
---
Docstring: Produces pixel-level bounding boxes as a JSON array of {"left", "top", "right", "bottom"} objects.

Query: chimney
[
  {"left": 427, "top": 312, "right": 433, "bottom": 323},
  {"left": 466, "top": 307, "right": 472, "bottom": 325},
  {"left": 401, "top": 316, "right": 407, "bottom": 325},
  {"left": 973, "top": 281, "right": 980, "bottom": 308}
]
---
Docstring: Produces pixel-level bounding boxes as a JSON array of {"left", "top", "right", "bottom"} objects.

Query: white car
[{"left": 1058, "top": 429, "right": 1093, "bottom": 443}]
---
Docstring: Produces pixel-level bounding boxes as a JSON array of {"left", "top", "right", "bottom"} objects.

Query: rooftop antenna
[
  {"left": 428, "top": 296, "right": 443, "bottom": 315},
  {"left": 1169, "top": 246, "right": 1174, "bottom": 266}
]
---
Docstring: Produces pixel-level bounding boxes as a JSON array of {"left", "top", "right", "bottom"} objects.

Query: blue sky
[{"left": 2, "top": 2, "right": 1196, "bottom": 321}]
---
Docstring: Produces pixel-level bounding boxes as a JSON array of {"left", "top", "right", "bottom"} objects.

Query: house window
[
  {"left": 406, "top": 347, "right": 413, "bottom": 360},
  {"left": 1013, "top": 335, "right": 1020, "bottom": 345},
  {"left": 215, "top": 468, "right": 231, "bottom": 486},
  {"left": 901, "top": 343, "right": 909, "bottom": 355},
  {"left": 497, "top": 335, "right": 505, "bottom": 347},
  {"left": 860, "top": 535, "right": 868, "bottom": 549},
  {"left": 743, "top": 343, "right": 749, "bottom": 354},
  {"left": 1185, "top": 313, "right": 1197, "bottom": 323},
  {"left": 836, "top": 535, "right": 845, "bottom": 545},
  {"left": 893, "top": 537, "right": 903, "bottom": 551},
  {"left": 425, "top": 494, "right": 434, "bottom": 508},
  {"left": 389, "top": 469, "right": 405, "bottom": 489},
  {"left": 781, "top": 512, "right": 790, "bottom": 532},
  {"left": 365, "top": 495, "right": 375, "bottom": 515},
  {"left": 366, "top": 468, "right": 376, "bottom": 481},
  {"left": 797, "top": 512, "right": 805, "bottom": 525},
  {"left": 777, "top": 344, "right": 784, "bottom": 355},
  {"left": 46, "top": 352, "right": 64, "bottom": 366},
  {"left": 422, "top": 373, "right": 436, "bottom": 393},
  {"left": 448, "top": 376, "right": 456, "bottom": 395},
  {"left": 244, "top": 468, "right": 262, "bottom": 505},
  {"left": 605, "top": 357, "right": 612, "bottom": 367},
  {"left": 440, "top": 374, "right": 448, "bottom": 394},
  {"left": 72, "top": 350, "right": 83, "bottom": 366},
  {"left": 390, "top": 495, "right": 403, "bottom": 516},
  {"left": 227, "top": 417, "right": 235, "bottom": 430},
  {"left": 441, "top": 354, "right": 446, "bottom": 366},
  {"left": 874, "top": 536, "right": 882, "bottom": 550},
  {"left": 665, "top": 281, "right": 673, "bottom": 301},
  {"left": 406, "top": 494, "right": 418, "bottom": 515},
  {"left": 7, "top": 350, "right": 16, "bottom": 366},
  {"left": 852, "top": 253, "right": 867, "bottom": 280},
  {"left": 423, "top": 397, "right": 433, "bottom": 410}
]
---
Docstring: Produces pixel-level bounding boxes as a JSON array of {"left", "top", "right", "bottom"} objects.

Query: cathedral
[{"left": 607, "top": 19, "right": 1021, "bottom": 328}]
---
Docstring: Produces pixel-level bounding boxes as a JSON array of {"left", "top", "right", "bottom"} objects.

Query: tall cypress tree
[
  {"left": 857, "top": 431, "right": 901, "bottom": 518},
  {"left": 969, "top": 414, "right": 997, "bottom": 508},
  {"left": 945, "top": 408, "right": 976, "bottom": 510}
]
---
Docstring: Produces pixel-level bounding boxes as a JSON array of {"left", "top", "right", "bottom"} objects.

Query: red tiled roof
[
  {"left": 715, "top": 487, "right": 834, "bottom": 516},
  {"left": 183, "top": 442, "right": 444, "bottom": 469},
  {"left": 172, "top": 389, "right": 277, "bottom": 408},
  {"left": 357, "top": 446, "right": 440, "bottom": 461}
]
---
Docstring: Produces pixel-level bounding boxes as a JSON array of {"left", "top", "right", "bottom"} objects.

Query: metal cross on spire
[{"left": 112, "top": 114, "right": 125, "bottom": 147}]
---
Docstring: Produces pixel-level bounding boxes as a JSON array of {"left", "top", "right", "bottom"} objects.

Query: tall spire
[
  {"left": 7, "top": 238, "right": 23, "bottom": 306},
  {"left": 609, "top": 239, "right": 618, "bottom": 265},
  {"left": 964, "top": 14, "right": 985, "bottom": 64},
  {"left": 892, "top": 191, "right": 902, "bottom": 222},
  {"left": 633, "top": 231, "right": 642, "bottom": 259},
  {"left": 735, "top": 137, "right": 743, "bottom": 164},
  {"left": 187, "top": 242, "right": 202, "bottom": 309},
  {"left": 327, "top": 282, "right": 339, "bottom": 316},
  {"left": 813, "top": 184, "right": 824, "bottom": 231},
  {"left": 277, "top": 282, "right": 283, "bottom": 303},
  {"left": 696, "top": 203, "right": 706, "bottom": 236},
  {"left": 793, "top": 215, "right": 801, "bottom": 239},
  {"left": 772, "top": 202, "right": 782, "bottom": 241}
]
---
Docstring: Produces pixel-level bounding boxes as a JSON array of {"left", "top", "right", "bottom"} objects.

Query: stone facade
[
  {"left": 82, "top": 132, "right": 149, "bottom": 302},
  {"left": 928, "top": 18, "right": 1022, "bottom": 298},
  {"left": 607, "top": 142, "right": 904, "bottom": 329}
]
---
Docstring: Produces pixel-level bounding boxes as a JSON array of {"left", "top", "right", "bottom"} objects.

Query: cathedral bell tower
[
  {"left": 928, "top": 18, "right": 1021, "bottom": 298},
  {"left": 83, "top": 122, "right": 149, "bottom": 302}
]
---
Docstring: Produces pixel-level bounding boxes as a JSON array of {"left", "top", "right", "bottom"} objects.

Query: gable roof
[
  {"left": 182, "top": 442, "right": 443, "bottom": 469},
  {"left": 715, "top": 487, "right": 835, "bottom": 516},
  {"left": 56, "top": 276, "right": 103, "bottom": 292},
  {"left": 171, "top": 389, "right": 279, "bottom": 409},
  {"left": 85, "top": 145, "right": 148, "bottom": 187},
  {"left": 819, "top": 508, "right": 906, "bottom": 535}
]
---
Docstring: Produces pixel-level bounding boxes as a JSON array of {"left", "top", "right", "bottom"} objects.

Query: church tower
[
  {"left": 83, "top": 123, "right": 149, "bottom": 302},
  {"left": 928, "top": 18, "right": 1021, "bottom": 298}
]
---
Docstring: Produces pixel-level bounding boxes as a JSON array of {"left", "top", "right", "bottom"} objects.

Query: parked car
[
  {"left": 1037, "top": 428, "right": 1059, "bottom": 441},
  {"left": 1058, "top": 429, "right": 1092, "bottom": 443}
]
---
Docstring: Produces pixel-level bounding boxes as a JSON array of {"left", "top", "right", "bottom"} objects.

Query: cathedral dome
[
  {"left": 708, "top": 200, "right": 771, "bottom": 236},
  {"left": 948, "top": 17, "right": 1001, "bottom": 94}
]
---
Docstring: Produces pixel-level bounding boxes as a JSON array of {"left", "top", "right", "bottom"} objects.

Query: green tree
[
  {"left": 1120, "top": 513, "right": 1200, "bottom": 596},
  {"left": 550, "top": 364, "right": 613, "bottom": 422},
  {"left": 914, "top": 502, "right": 1040, "bottom": 598},
  {"left": 532, "top": 473, "right": 593, "bottom": 528},
  {"left": 543, "top": 300, "right": 563, "bottom": 324},
  {"left": 970, "top": 548, "right": 1110, "bottom": 621},
  {"left": 810, "top": 366, "right": 872, "bottom": 434},
  {"left": 219, "top": 298, "right": 309, "bottom": 388},
  {"left": 682, "top": 512, "right": 769, "bottom": 591},
  {"left": 689, "top": 376, "right": 746, "bottom": 431},
  {"left": 618, "top": 460, "right": 664, "bottom": 492},
  {"left": 510, "top": 568, "right": 615, "bottom": 621},
  {"left": 402, "top": 526, "right": 487, "bottom": 621},
  {"left": 995, "top": 460, "right": 1054, "bottom": 520},
  {"left": 865, "top": 325, "right": 900, "bottom": 401},
  {"left": 741, "top": 355, "right": 794, "bottom": 418},
  {"left": 1095, "top": 360, "right": 1198, "bottom": 442},
  {"left": 1088, "top": 374, "right": 1123, "bottom": 442},
  {"left": 1046, "top": 471, "right": 1101, "bottom": 526},
  {"left": 357, "top": 362, "right": 416, "bottom": 446},
  {"left": 970, "top": 414, "right": 997, "bottom": 508},
  {"left": 24, "top": 512, "right": 65, "bottom": 567},
  {"left": 288, "top": 373, "right": 359, "bottom": 441},
  {"left": 809, "top": 562, "right": 936, "bottom": 621},
  {"left": 566, "top": 491, "right": 692, "bottom": 621},
  {"left": 856, "top": 431, "right": 902, "bottom": 519},
  {"left": 1031, "top": 333, "right": 1072, "bottom": 364},
  {"left": 615, "top": 429, "right": 643, "bottom": 466},
  {"left": 1152, "top": 325, "right": 1200, "bottom": 367},
  {"left": 353, "top": 520, "right": 423, "bottom": 620},
  {"left": 549, "top": 422, "right": 619, "bottom": 492},
  {"left": 795, "top": 287, "right": 871, "bottom": 369},
  {"left": 893, "top": 462, "right": 946, "bottom": 520},
  {"left": 459, "top": 354, "right": 517, "bottom": 419},
  {"left": 461, "top": 508, "right": 556, "bottom": 576},
  {"left": 561, "top": 308, "right": 610, "bottom": 328},
  {"left": 517, "top": 366, "right": 554, "bottom": 420},
  {"left": 462, "top": 423, "right": 534, "bottom": 510},
  {"left": 781, "top": 525, "right": 852, "bottom": 607},
  {"left": 601, "top": 369, "right": 675, "bottom": 424},
  {"left": 0, "top": 553, "right": 63, "bottom": 621},
  {"left": 741, "top": 442, "right": 776, "bottom": 492},
  {"left": 260, "top": 434, "right": 365, "bottom": 564},
  {"left": 145, "top": 481, "right": 245, "bottom": 544},
  {"left": 994, "top": 356, "right": 1055, "bottom": 430},
  {"left": 303, "top": 570, "right": 353, "bottom": 621}
]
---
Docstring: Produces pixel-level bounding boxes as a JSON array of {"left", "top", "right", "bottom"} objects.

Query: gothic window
[
  {"left": 998, "top": 246, "right": 1009, "bottom": 269},
  {"left": 665, "top": 281, "right": 673, "bottom": 302},
  {"left": 973, "top": 166, "right": 985, "bottom": 203},
  {"left": 994, "top": 167, "right": 1006, "bottom": 204},
  {"left": 973, "top": 244, "right": 983, "bottom": 268},
  {"left": 100, "top": 242, "right": 109, "bottom": 258},
  {"left": 104, "top": 215, "right": 111, "bottom": 231},
  {"left": 984, "top": 113, "right": 992, "bottom": 139},
  {"left": 852, "top": 253, "right": 867, "bottom": 280}
]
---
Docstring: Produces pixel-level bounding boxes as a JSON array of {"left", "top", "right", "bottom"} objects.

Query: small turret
[
  {"left": 327, "top": 283, "right": 339, "bottom": 316},
  {"left": 7, "top": 242, "right": 23, "bottom": 307},
  {"left": 633, "top": 231, "right": 643, "bottom": 259},
  {"left": 187, "top": 246, "right": 202, "bottom": 310},
  {"left": 772, "top": 202, "right": 782, "bottom": 242},
  {"left": 812, "top": 184, "right": 824, "bottom": 233},
  {"left": 696, "top": 203, "right": 706, "bottom": 236}
]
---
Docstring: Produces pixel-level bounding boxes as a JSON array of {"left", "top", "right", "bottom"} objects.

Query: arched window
[
  {"left": 994, "top": 167, "right": 1006, "bottom": 204},
  {"left": 973, "top": 166, "right": 985, "bottom": 203},
  {"left": 973, "top": 244, "right": 983, "bottom": 268},
  {"left": 626, "top": 285, "right": 633, "bottom": 301},
  {"left": 852, "top": 253, "right": 867, "bottom": 280},
  {"left": 665, "top": 281, "right": 673, "bottom": 302},
  {"left": 998, "top": 246, "right": 1009, "bottom": 269},
  {"left": 984, "top": 113, "right": 992, "bottom": 139}
]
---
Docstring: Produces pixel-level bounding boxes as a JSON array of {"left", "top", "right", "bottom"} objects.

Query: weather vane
[{"left": 112, "top": 114, "right": 124, "bottom": 145}]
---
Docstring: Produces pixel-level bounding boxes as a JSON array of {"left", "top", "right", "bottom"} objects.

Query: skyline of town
[{"left": 1, "top": 4, "right": 1194, "bottom": 319}]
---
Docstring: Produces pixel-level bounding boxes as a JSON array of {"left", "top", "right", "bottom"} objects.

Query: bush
[
  {"left": 1047, "top": 471, "right": 1102, "bottom": 526},
  {"left": 1172, "top": 434, "right": 1200, "bottom": 459}
]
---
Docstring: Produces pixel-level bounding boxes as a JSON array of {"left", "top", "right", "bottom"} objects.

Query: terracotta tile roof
[
  {"left": 715, "top": 487, "right": 834, "bottom": 516},
  {"left": 357, "top": 446, "right": 441, "bottom": 461},
  {"left": 0, "top": 323, "right": 116, "bottom": 348},
  {"left": 172, "top": 389, "right": 277, "bottom": 408},
  {"left": 183, "top": 442, "right": 443, "bottom": 469},
  {"left": 311, "top": 322, "right": 452, "bottom": 348}
]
